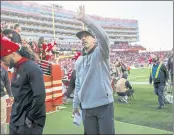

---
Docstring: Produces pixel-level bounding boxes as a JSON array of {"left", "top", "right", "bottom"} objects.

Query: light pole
[{"left": 52, "top": 4, "right": 56, "bottom": 40}]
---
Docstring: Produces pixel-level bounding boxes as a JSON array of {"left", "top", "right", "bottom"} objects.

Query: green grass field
[
  {"left": 117, "top": 68, "right": 173, "bottom": 132},
  {"left": 43, "top": 110, "right": 172, "bottom": 134}
]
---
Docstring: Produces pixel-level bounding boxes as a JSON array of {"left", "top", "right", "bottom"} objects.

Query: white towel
[{"left": 73, "top": 110, "right": 82, "bottom": 126}]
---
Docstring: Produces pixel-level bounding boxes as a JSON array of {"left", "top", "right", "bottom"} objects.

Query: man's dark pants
[
  {"left": 82, "top": 102, "right": 115, "bottom": 134},
  {"left": 154, "top": 85, "right": 165, "bottom": 107},
  {"left": 9, "top": 122, "right": 44, "bottom": 135}
]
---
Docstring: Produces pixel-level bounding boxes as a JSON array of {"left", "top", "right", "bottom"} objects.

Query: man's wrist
[
  {"left": 73, "top": 103, "right": 79, "bottom": 109},
  {"left": 82, "top": 15, "right": 91, "bottom": 27}
]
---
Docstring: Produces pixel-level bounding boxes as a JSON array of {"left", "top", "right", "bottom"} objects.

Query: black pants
[
  {"left": 154, "top": 85, "right": 165, "bottom": 106},
  {"left": 82, "top": 103, "right": 115, "bottom": 135},
  {"left": 9, "top": 123, "right": 44, "bottom": 135}
]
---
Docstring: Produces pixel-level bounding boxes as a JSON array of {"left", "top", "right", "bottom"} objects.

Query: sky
[{"left": 34, "top": 1, "right": 173, "bottom": 51}]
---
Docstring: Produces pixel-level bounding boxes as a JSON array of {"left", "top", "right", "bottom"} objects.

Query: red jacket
[
  {"left": 46, "top": 42, "right": 56, "bottom": 52},
  {"left": 44, "top": 42, "right": 56, "bottom": 61}
]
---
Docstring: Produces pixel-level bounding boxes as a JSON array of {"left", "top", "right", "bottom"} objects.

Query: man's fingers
[
  {"left": 79, "top": 5, "right": 82, "bottom": 11},
  {"left": 73, "top": 109, "right": 80, "bottom": 116},
  {"left": 74, "top": 112, "right": 80, "bottom": 116},
  {"left": 73, "top": 111, "right": 76, "bottom": 115}
]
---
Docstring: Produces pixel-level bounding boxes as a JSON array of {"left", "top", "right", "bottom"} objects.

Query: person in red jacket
[
  {"left": 42, "top": 42, "right": 47, "bottom": 60},
  {"left": 45, "top": 41, "right": 57, "bottom": 61}
]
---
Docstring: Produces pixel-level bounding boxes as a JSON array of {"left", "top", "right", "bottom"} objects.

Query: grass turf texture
[
  {"left": 120, "top": 68, "right": 173, "bottom": 132},
  {"left": 43, "top": 110, "right": 172, "bottom": 134}
]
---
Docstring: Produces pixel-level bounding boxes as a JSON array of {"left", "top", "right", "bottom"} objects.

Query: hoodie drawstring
[
  {"left": 83, "top": 56, "right": 84, "bottom": 68},
  {"left": 87, "top": 54, "right": 88, "bottom": 66}
]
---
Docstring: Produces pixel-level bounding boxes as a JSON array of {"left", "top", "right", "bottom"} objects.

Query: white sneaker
[
  {"left": 118, "top": 96, "right": 123, "bottom": 102},
  {"left": 119, "top": 96, "right": 128, "bottom": 103},
  {"left": 125, "top": 96, "right": 128, "bottom": 100}
]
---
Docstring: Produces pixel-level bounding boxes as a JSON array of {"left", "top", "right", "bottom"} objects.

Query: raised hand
[{"left": 74, "top": 5, "right": 85, "bottom": 21}]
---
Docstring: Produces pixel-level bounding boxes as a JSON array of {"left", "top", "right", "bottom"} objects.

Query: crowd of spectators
[
  {"left": 110, "top": 51, "right": 171, "bottom": 68},
  {"left": 58, "top": 50, "right": 171, "bottom": 77},
  {"left": 1, "top": 21, "right": 172, "bottom": 74},
  {"left": 110, "top": 43, "right": 145, "bottom": 50}
]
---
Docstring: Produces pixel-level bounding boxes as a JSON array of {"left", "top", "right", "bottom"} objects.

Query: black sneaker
[{"left": 157, "top": 106, "right": 165, "bottom": 109}]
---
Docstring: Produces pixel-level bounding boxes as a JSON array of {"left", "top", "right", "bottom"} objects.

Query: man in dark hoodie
[
  {"left": 1, "top": 36, "right": 46, "bottom": 134},
  {"left": 149, "top": 54, "right": 169, "bottom": 109},
  {"left": 73, "top": 5, "right": 115, "bottom": 134}
]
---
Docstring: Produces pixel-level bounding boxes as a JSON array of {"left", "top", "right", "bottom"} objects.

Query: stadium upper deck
[{"left": 1, "top": 1, "right": 139, "bottom": 44}]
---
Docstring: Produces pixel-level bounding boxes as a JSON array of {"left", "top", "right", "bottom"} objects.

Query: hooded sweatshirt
[{"left": 73, "top": 15, "right": 114, "bottom": 109}]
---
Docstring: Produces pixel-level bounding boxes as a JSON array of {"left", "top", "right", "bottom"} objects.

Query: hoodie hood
[
  {"left": 81, "top": 45, "right": 98, "bottom": 68},
  {"left": 82, "top": 45, "right": 98, "bottom": 56}
]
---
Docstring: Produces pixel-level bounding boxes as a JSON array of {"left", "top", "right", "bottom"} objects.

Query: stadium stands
[
  {"left": 1, "top": 1, "right": 139, "bottom": 43},
  {"left": 1, "top": 1, "right": 172, "bottom": 74}
]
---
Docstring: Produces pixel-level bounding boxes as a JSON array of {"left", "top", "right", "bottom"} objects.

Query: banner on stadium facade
[{"left": 112, "top": 48, "right": 146, "bottom": 52}]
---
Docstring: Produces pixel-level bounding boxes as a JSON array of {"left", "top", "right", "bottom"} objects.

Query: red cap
[
  {"left": 72, "top": 52, "right": 81, "bottom": 60},
  {"left": 0, "top": 35, "right": 20, "bottom": 58}
]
